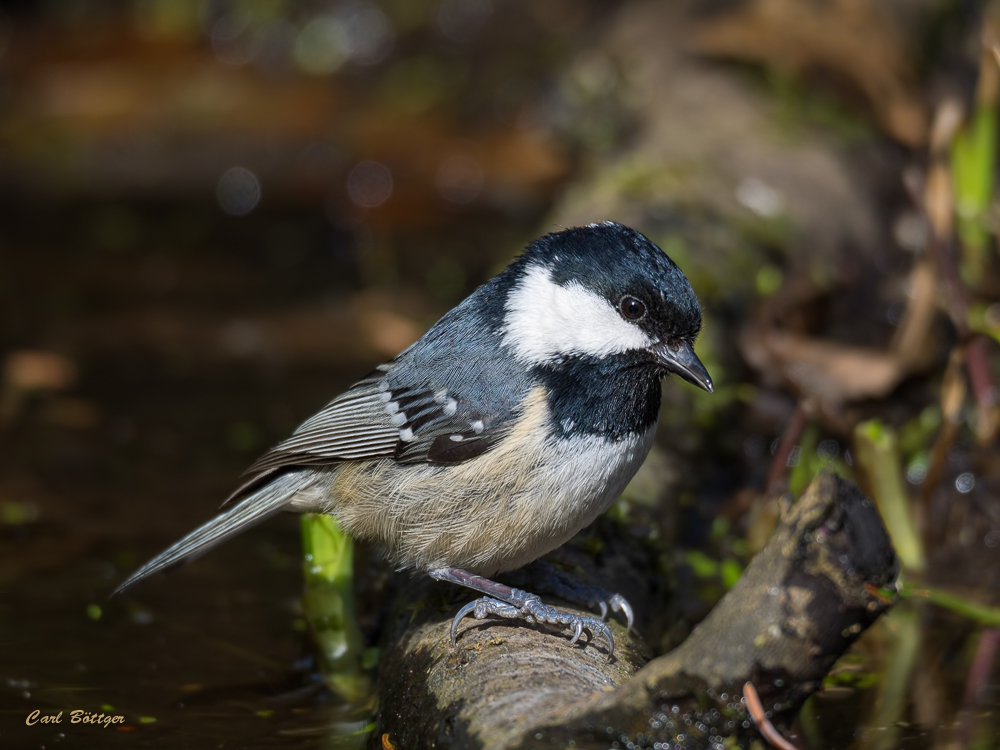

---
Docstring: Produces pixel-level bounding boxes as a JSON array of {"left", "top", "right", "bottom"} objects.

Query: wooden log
[{"left": 376, "top": 469, "right": 899, "bottom": 749}]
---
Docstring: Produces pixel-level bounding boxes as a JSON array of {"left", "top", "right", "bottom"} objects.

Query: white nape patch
[
  {"left": 470, "top": 419, "right": 484, "bottom": 434},
  {"left": 502, "top": 264, "right": 655, "bottom": 364}
]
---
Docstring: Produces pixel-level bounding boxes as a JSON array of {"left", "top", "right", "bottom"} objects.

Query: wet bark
[{"left": 375, "top": 470, "right": 899, "bottom": 749}]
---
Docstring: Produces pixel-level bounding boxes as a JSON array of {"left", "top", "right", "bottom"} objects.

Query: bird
[{"left": 116, "top": 221, "right": 712, "bottom": 657}]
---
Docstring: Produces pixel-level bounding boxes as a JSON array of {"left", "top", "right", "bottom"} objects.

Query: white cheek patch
[{"left": 502, "top": 263, "right": 654, "bottom": 364}]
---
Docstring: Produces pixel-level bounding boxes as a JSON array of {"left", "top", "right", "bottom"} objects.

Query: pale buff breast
[{"left": 291, "top": 387, "right": 657, "bottom": 576}]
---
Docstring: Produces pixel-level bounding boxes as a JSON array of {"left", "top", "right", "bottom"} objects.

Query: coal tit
[{"left": 117, "top": 221, "right": 712, "bottom": 656}]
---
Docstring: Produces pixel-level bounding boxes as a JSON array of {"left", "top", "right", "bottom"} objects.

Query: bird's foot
[
  {"left": 429, "top": 567, "right": 617, "bottom": 658},
  {"left": 521, "top": 560, "right": 634, "bottom": 630},
  {"left": 449, "top": 588, "right": 615, "bottom": 657}
]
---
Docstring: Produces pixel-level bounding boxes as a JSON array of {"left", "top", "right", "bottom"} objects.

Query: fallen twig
[{"left": 744, "top": 681, "right": 801, "bottom": 750}]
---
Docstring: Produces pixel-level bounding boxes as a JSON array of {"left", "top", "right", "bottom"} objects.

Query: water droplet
[{"left": 956, "top": 472, "right": 975, "bottom": 493}]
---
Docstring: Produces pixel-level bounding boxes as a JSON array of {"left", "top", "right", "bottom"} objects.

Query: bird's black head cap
[{"left": 520, "top": 221, "right": 702, "bottom": 349}]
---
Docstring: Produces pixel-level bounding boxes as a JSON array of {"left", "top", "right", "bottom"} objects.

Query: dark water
[{"left": 0, "top": 197, "right": 539, "bottom": 748}]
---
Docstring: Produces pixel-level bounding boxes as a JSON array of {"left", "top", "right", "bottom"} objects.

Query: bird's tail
[{"left": 114, "top": 470, "right": 316, "bottom": 595}]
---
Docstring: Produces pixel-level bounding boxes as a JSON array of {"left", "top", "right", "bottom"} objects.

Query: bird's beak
[{"left": 649, "top": 341, "right": 714, "bottom": 393}]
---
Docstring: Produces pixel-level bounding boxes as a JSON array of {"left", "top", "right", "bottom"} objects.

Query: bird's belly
[{"left": 316, "top": 423, "right": 657, "bottom": 576}]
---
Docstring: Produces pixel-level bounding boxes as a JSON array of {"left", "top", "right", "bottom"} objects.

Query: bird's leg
[
  {"left": 428, "top": 566, "right": 616, "bottom": 658},
  {"left": 515, "top": 560, "right": 634, "bottom": 630}
]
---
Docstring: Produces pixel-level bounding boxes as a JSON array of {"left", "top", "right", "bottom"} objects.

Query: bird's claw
[
  {"left": 450, "top": 600, "right": 480, "bottom": 645},
  {"left": 582, "top": 590, "right": 633, "bottom": 631},
  {"left": 450, "top": 588, "right": 615, "bottom": 659},
  {"left": 607, "top": 593, "right": 635, "bottom": 631},
  {"left": 522, "top": 562, "right": 633, "bottom": 631}
]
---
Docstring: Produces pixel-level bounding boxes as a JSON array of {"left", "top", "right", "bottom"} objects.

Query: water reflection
[
  {"left": 217, "top": 167, "right": 262, "bottom": 216},
  {"left": 435, "top": 155, "right": 483, "bottom": 204},
  {"left": 346, "top": 161, "right": 393, "bottom": 208}
]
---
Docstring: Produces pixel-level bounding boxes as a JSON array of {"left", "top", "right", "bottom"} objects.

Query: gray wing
[
  {"left": 223, "top": 366, "right": 518, "bottom": 505},
  {"left": 375, "top": 376, "right": 513, "bottom": 465},
  {"left": 249, "top": 371, "right": 399, "bottom": 470}
]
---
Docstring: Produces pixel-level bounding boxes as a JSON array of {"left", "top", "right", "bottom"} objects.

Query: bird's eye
[{"left": 619, "top": 295, "right": 646, "bottom": 320}]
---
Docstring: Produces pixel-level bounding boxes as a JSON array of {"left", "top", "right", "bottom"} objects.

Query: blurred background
[{"left": 1, "top": 0, "right": 1000, "bottom": 747}]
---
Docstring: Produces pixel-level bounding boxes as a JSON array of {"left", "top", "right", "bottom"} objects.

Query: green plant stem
[
  {"left": 951, "top": 33, "right": 998, "bottom": 282},
  {"left": 859, "top": 608, "right": 921, "bottom": 750},
  {"left": 301, "top": 513, "right": 370, "bottom": 703},
  {"left": 853, "top": 420, "right": 926, "bottom": 572},
  {"left": 899, "top": 582, "right": 1000, "bottom": 627}
]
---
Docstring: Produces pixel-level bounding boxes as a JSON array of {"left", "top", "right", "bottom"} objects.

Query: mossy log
[{"left": 375, "top": 470, "right": 898, "bottom": 749}]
